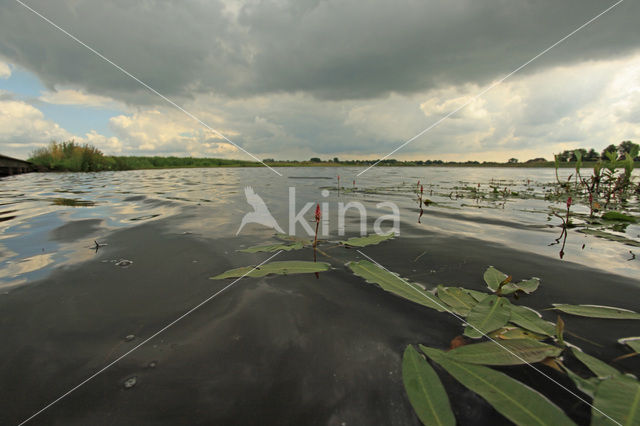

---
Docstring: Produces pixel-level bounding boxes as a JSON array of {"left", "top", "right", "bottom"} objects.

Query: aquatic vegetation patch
[
  {"left": 552, "top": 304, "right": 640, "bottom": 319},
  {"left": 340, "top": 232, "right": 395, "bottom": 247},
  {"left": 211, "top": 260, "right": 330, "bottom": 279},
  {"left": 51, "top": 198, "right": 95, "bottom": 207}
]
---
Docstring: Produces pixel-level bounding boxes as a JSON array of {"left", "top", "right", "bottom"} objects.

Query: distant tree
[
  {"left": 618, "top": 141, "right": 640, "bottom": 160},
  {"left": 584, "top": 148, "right": 599, "bottom": 161},
  {"left": 570, "top": 148, "right": 587, "bottom": 162},
  {"left": 508, "top": 158, "right": 518, "bottom": 163},
  {"left": 309, "top": 157, "right": 322, "bottom": 163},
  {"left": 601, "top": 144, "right": 617, "bottom": 160},
  {"left": 525, "top": 157, "right": 547, "bottom": 163},
  {"left": 333, "top": 157, "right": 340, "bottom": 163}
]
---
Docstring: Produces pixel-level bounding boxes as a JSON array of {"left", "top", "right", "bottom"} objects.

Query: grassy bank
[
  {"left": 28, "top": 141, "right": 257, "bottom": 171},
  {"left": 27, "top": 141, "right": 640, "bottom": 172}
]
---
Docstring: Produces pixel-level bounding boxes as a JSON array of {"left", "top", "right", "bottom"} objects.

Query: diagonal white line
[
  {"left": 15, "top": 0, "right": 283, "bottom": 177},
  {"left": 356, "top": 249, "right": 621, "bottom": 426},
  {"left": 18, "top": 250, "right": 284, "bottom": 425},
  {"left": 357, "top": 0, "right": 626, "bottom": 176}
]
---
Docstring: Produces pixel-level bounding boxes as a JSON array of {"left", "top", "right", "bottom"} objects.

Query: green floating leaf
[
  {"left": 340, "top": 233, "right": 395, "bottom": 247},
  {"left": 483, "top": 266, "right": 508, "bottom": 292},
  {"left": 509, "top": 304, "right": 556, "bottom": 337},
  {"left": 464, "top": 295, "right": 511, "bottom": 338},
  {"left": 275, "top": 234, "right": 312, "bottom": 245},
  {"left": 618, "top": 337, "right": 640, "bottom": 353},
  {"left": 420, "top": 346, "right": 576, "bottom": 426},
  {"left": 553, "top": 304, "right": 640, "bottom": 320},
  {"left": 577, "top": 229, "right": 640, "bottom": 247},
  {"left": 570, "top": 347, "right": 620, "bottom": 380},
  {"left": 211, "top": 260, "right": 330, "bottom": 279},
  {"left": 402, "top": 345, "right": 455, "bottom": 426},
  {"left": 445, "top": 339, "right": 562, "bottom": 365},
  {"left": 591, "top": 375, "right": 640, "bottom": 426},
  {"left": 348, "top": 260, "right": 446, "bottom": 312},
  {"left": 437, "top": 286, "right": 477, "bottom": 316},
  {"left": 501, "top": 277, "right": 540, "bottom": 295},
  {"left": 239, "top": 241, "right": 304, "bottom": 253},
  {"left": 602, "top": 211, "right": 637, "bottom": 223}
]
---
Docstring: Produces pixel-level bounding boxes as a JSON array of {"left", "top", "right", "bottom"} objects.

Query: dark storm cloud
[{"left": 1, "top": 0, "right": 639, "bottom": 104}]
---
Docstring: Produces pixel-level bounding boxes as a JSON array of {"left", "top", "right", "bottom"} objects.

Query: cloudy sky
[{"left": 0, "top": 0, "right": 639, "bottom": 162}]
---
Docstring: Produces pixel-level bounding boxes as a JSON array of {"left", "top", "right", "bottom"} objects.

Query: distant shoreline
[{"left": 24, "top": 160, "right": 640, "bottom": 172}]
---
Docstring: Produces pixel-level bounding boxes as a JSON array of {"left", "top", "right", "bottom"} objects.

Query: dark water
[{"left": 0, "top": 167, "right": 639, "bottom": 425}]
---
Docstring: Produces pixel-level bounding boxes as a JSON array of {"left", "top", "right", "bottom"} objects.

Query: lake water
[
  {"left": 1, "top": 166, "right": 638, "bottom": 288},
  {"left": 1, "top": 167, "right": 639, "bottom": 425}
]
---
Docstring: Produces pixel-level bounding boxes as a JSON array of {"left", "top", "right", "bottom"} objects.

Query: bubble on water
[
  {"left": 115, "top": 259, "right": 133, "bottom": 268},
  {"left": 125, "top": 334, "right": 135, "bottom": 342},
  {"left": 123, "top": 376, "right": 137, "bottom": 389},
  {"left": 321, "top": 189, "right": 330, "bottom": 197}
]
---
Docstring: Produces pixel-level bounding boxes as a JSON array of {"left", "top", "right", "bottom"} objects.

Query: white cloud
[
  {"left": 108, "top": 109, "right": 239, "bottom": 156},
  {"left": 0, "top": 61, "right": 10, "bottom": 79},
  {"left": 0, "top": 98, "right": 123, "bottom": 158},
  {"left": 39, "top": 88, "right": 120, "bottom": 108}
]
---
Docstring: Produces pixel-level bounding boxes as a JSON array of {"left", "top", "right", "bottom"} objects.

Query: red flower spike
[
  {"left": 567, "top": 197, "right": 572, "bottom": 208},
  {"left": 315, "top": 203, "right": 321, "bottom": 222}
]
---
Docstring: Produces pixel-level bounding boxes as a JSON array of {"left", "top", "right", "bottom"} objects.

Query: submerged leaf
[
  {"left": 340, "top": 233, "right": 395, "bottom": 247},
  {"left": 445, "top": 339, "right": 562, "bottom": 365},
  {"left": 570, "top": 348, "right": 620, "bottom": 380},
  {"left": 464, "top": 295, "right": 511, "bottom": 338},
  {"left": 483, "top": 266, "right": 508, "bottom": 292},
  {"left": 619, "top": 337, "right": 640, "bottom": 353},
  {"left": 553, "top": 304, "right": 640, "bottom": 319},
  {"left": 591, "top": 375, "right": 640, "bottom": 426},
  {"left": 437, "top": 286, "right": 478, "bottom": 316},
  {"left": 562, "top": 367, "right": 600, "bottom": 398},
  {"left": 420, "top": 346, "right": 576, "bottom": 426},
  {"left": 577, "top": 228, "right": 640, "bottom": 247},
  {"left": 491, "top": 326, "right": 547, "bottom": 341},
  {"left": 347, "top": 260, "right": 446, "bottom": 312},
  {"left": 239, "top": 241, "right": 304, "bottom": 253},
  {"left": 402, "top": 345, "right": 455, "bottom": 426},
  {"left": 211, "top": 261, "right": 330, "bottom": 279},
  {"left": 508, "top": 304, "right": 557, "bottom": 337}
]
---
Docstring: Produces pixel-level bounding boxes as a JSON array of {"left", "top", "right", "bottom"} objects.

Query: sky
[{"left": 0, "top": 0, "right": 639, "bottom": 162}]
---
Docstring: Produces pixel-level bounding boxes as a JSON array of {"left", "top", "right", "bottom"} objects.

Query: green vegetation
[
  {"left": 25, "top": 139, "right": 640, "bottom": 172},
  {"left": 28, "top": 140, "right": 257, "bottom": 172},
  {"left": 216, "top": 231, "right": 640, "bottom": 424}
]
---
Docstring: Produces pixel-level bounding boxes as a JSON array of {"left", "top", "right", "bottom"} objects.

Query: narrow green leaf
[
  {"left": 347, "top": 260, "right": 446, "bottom": 312},
  {"left": 437, "top": 285, "right": 477, "bottom": 316},
  {"left": 239, "top": 241, "right": 304, "bottom": 253},
  {"left": 619, "top": 337, "right": 640, "bottom": 353},
  {"left": 464, "top": 295, "right": 511, "bottom": 338},
  {"left": 445, "top": 339, "right": 562, "bottom": 365},
  {"left": 484, "top": 266, "right": 508, "bottom": 292},
  {"left": 420, "top": 346, "right": 576, "bottom": 426},
  {"left": 553, "top": 304, "right": 640, "bottom": 319},
  {"left": 591, "top": 375, "right": 640, "bottom": 426},
  {"left": 275, "top": 234, "right": 312, "bottom": 245},
  {"left": 508, "top": 304, "right": 557, "bottom": 336},
  {"left": 402, "top": 345, "right": 456, "bottom": 426},
  {"left": 571, "top": 348, "right": 620, "bottom": 380},
  {"left": 340, "top": 233, "right": 395, "bottom": 247},
  {"left": 211, "top": 260, "right": 330, "bottom": 279}
]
